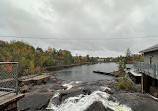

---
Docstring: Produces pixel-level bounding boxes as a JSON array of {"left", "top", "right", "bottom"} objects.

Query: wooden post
[
  {"left": 141, "top": 73, "right": 144, "bottom": 93},
  {"left": 141, "top": 73, "right": 150, "bottom": 93}
]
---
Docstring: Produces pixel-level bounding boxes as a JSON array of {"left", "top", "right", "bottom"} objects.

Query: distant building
[
  {"left": 97, "top": 58, "right": 104, "bottom": 62},
  {"left": 81, "top": 57, "right": 87, "bottom": 60}
]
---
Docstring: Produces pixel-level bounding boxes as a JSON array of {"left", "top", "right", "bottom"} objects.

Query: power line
[
  {"left": 0, "top": 35, "right": 158, "bottom": 40},
  {"left": 0, "top": 36, "right": 16, "bottom": 37}
]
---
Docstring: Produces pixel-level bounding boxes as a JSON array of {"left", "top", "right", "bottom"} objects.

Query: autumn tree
[{"left": 0, "top": 40, "right": 75, "bottom": 76}]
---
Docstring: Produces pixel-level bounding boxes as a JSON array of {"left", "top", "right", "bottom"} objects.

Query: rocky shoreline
[{"left": 18, "top": 74, "right": 158, "bottom": 111}]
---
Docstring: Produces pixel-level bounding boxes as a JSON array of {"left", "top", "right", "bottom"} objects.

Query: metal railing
[
  {"left": 133, "top": 62, "right": 158, "bottom": 79},
  {"left": 0, "top": 62, "right": 18, "bottom": 97}
]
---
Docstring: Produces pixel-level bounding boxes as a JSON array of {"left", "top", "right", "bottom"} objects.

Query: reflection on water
[{"left": 52, "top": 63, "right": 118, "bottom": 82}]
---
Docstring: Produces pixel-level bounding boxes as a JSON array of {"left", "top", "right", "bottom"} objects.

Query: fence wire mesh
[{"left": 0, "top": 62, "right": 18, "bottom": 97}]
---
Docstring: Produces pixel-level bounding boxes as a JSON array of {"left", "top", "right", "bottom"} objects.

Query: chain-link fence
[{"left": 0, "top": 62, "right": 18, "bottom": 97}]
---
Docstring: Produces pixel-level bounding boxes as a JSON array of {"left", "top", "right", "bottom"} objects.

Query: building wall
[
  {"left": 144, "top": 50, "right": 158, "bottom": 65},
  {"left": 97, "top": 59, "right": 104, "bottom": 62}
]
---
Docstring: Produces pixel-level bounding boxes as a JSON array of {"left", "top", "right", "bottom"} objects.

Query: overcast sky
[{"left": 0, "top": 0, "right": 158, "bottom": 57}]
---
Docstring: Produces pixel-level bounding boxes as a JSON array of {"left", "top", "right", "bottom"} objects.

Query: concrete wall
[{"left": 144, "top": 50, "right": 158, "bottom": 65}]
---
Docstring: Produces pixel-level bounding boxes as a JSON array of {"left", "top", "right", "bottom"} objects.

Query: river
[
  {"left": 52, "top": 62, "right": 118, "bottom": 82},
  {"left": 47, "top": 62, "right": 133, "bottom": 111}
]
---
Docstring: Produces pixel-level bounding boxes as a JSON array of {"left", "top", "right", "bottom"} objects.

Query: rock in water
[
  {"left": 59, "top": 88, "right": 82, "bottom": 101},
  {"left": 18, "top": 93, "right": 51, "bottom": 111},
  {"left": 85, "top": 101, "right": 113, "bottom": 111},
  {"left": 50, "top": 83, "right": 67, "bottom": 91},
  {"left": 104, "top": 89, "right": 114, "bottom": 94}
]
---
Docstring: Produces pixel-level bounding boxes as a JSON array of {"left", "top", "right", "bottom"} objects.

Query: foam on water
[
  {"left": 47, "top": 82, "right": 132, "bottom": 111},
  {"left": 100, "top": 86, "right": 111, "bottom": 91},
  {"left": 62, "top": 81, "right": 82, "bottom": 90}
]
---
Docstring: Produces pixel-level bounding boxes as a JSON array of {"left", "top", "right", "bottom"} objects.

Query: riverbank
[
  {"left": 45, "top": 62, "right": 97, "bottom": 71},
  {"left": 18, "top": 74, "right": 158, "bottom": 111}
]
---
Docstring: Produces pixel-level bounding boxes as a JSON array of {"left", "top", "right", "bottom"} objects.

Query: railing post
[
  {"left": 141, "top": 62, "right": 143, "bottom": 72},
  {"left": 16, "top": 63, "right": 18, "bottom": 95},
  {"left": 133, "top": 62, "right": 135, "bottom": 69},
  {"left": 143, "top": 62, "right": 144, "bottom": 72}
]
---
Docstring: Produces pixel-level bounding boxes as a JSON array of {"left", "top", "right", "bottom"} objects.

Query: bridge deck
[
  {"left": 0, "top": 91, "right": 15, "bottom": 103},
  {"left": 130, "top": 68, "right": 142, "bottom": 77},
  {"left": 0, "top": 93, "right": 24, "bottom": 110}
]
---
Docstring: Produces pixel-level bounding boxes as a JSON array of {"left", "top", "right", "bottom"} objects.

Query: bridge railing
[
  {"left": 0, "top": 62, "right": 18, "bottom": 97},
  {"left": 133, "top": 62, "right": 158, "bottom": 79}
]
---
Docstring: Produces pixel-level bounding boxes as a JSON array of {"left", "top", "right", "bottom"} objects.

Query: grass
[{"left": 116, "top": 76, "right": 135, "bottom": 90}]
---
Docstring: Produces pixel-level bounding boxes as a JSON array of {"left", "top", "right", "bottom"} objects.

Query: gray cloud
[{"left": 0, "top": 0, "right": 158, "bottom": 57}]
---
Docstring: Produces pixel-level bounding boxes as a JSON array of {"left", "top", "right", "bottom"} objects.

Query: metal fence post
[{"left": 16, "top": 63, "right": 18, "bottom": 95}]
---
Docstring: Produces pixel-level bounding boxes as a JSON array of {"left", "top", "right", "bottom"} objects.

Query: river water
[
  {"left": 52, "top": 62, "right": 118, "bottom": 82},
  {"left": 47, "top": 63, "right": 132, "bottom": 111}
]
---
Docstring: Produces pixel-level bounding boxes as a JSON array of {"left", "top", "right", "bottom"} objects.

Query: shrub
[
  {"left": 118, "top": 60, "right": 126, "bottom": 74},
  {"left": 23, "top": 69, "right": 29, "bottom": 76},
  {"left": 34, "top": 66, "right": 41, "bottom": 74},
  {"left": 28, "top": 60, "right": 34, "bottom": 74},
  {"left": 116, "top": 76, "right": 135, "bottom": 90},
  {"left": 1, "top": 64, "right": 13, "bottom": 73}
]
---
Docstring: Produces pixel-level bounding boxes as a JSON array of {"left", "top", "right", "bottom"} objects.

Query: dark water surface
[{"left": 52, "top": 63, "right": 118, "bottom": 82}]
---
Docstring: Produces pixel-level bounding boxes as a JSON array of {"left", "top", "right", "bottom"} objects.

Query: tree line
[
  {"left": 0, "top": 40, "right": 97, "bottom": 76},
  {"left": 114, "top": 48, "right": 144, "bottom": 64},
  {"left": 113, "top": 48, "right": 144, "bottom": 72}
]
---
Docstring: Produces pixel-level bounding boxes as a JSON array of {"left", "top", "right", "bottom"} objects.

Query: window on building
[{"left": 150, "top": 55, "right": 153, "bottom": 68}]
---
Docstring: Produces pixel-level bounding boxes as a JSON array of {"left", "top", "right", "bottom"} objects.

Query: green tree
[
  {"left": 125, "top": 48, "right": 132, "bottom": 64},
  {"left": 29, "top": 60, "right": 35, "bottom": 74},
  {"left": 86, "top": 55, "right": 90, "bottom": 62}
]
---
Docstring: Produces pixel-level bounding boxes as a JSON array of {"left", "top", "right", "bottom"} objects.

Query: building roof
[{"left": 139, "top": 44, "right": 158, "bottom": 53}]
